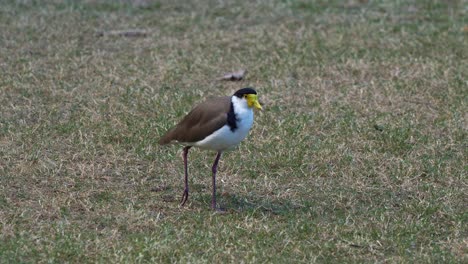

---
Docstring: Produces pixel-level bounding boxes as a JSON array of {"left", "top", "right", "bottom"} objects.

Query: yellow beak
[{"left": 246, "top": 94, "right": 262, "bottom": 110}]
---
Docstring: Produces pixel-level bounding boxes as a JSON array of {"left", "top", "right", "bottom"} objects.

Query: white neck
[{"left": 231, "top": 96, "right": 251, "bottom": 114}]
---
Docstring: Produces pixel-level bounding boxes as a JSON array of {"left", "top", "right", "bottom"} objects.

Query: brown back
[{"left": 158, "top": 96, "right": 231, "bottom": 144}]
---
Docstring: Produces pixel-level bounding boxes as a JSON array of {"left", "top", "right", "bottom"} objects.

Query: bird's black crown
[{"left": 233, "top": 87, "right": 257, "bottom": 98}]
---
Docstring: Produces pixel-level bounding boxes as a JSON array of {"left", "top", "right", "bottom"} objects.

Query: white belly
[{"left": 194, "top": 110, "right": 254, "bottom": 151}]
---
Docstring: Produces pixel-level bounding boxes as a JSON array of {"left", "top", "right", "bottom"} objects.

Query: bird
[{"left": 158, "top": 87, "right": 262, "bottom": 210}]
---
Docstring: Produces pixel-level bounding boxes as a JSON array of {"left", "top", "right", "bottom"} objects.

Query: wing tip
[{"left": 158, "top": 136, "right": 172, "bottom": 145}]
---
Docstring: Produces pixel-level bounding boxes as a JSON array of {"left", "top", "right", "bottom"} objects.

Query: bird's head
[{"left": 234, "top": 87, "right": 262, "bottom": 110}]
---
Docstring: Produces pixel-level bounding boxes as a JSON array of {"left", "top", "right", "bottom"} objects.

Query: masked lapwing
[{"left": 159, "top": 87, "right": 262, "bottom": 210}]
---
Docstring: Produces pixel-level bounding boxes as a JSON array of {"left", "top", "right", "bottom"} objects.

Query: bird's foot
[
  {"left": 180, "top": 189, "right": 189, "bottom": 206},
  {"left": 211, "top": 202, "right": 227, "bottom": 213},
  {"left": 213, "top": 207, "right": 227, "bottom": 214}
]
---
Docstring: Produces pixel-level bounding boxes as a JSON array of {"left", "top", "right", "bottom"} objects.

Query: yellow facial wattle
[{"left": 246, "top": 94, "right": 262, "bottom": 110}]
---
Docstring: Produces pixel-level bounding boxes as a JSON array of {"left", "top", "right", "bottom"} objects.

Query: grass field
[{"left": 1, "top": 0, "right": 467, "bottom": 262}]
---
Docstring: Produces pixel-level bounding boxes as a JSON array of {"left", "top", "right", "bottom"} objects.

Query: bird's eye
[{"left": 243, "top": 94, "right": 248, "bottom": 99}]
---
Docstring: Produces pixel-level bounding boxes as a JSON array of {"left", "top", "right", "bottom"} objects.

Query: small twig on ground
[
  {"left": 96, "top": 29, "right": 149, "bottom": 38},
  {"left": 219, "top": 69, "right": 247, "bottom": 81}
]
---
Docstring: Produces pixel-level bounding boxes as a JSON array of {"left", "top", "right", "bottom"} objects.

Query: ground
[{"left": 0, "top": 0, "right": 467, "bottom": 262}]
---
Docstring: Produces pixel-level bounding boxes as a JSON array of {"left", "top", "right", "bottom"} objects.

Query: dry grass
[{"left": 0, "top": 0, "right": 467, "bottom": 262}]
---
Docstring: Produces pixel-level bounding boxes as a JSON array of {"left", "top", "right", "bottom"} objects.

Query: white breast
[{"left": 194, "top": 96, "right": 254, "bottom": 151}]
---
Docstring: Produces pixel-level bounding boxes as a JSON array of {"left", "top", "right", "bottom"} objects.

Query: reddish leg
[
  {"left": 180, "top": 146, "right": 191, "bottom": 206},
  {"left": 211, "top": 152, "right": 222, "bottom": 210}
]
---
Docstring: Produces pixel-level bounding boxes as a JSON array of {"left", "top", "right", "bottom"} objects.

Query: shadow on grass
[
  {"left": 154, "top": 183, "right": 316, "bottom": 216},
  {"left": 216, "top": 193, "right": 315, "bottom": 216}
]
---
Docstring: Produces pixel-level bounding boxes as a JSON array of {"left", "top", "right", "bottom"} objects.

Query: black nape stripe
[{"left": 227, "top": 102, "right": 238, "bottom": 132}]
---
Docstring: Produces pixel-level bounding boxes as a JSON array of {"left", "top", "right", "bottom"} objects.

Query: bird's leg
[
  {"left": 180, "top": 146, "right": 191, "bottom": 206},
  {"left": 211, "top": 152, "right": 222, "bottom": 210}
]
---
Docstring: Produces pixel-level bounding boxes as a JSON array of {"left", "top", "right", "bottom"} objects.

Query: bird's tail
[{"left": 158, "top": 128, "right": 175, "bottom": 145}]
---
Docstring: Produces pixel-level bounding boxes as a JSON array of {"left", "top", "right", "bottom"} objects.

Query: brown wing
[{"left": 158, "top": 96, "right": 231, "bottom": 145}]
